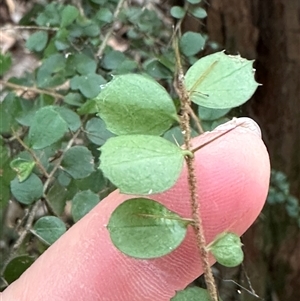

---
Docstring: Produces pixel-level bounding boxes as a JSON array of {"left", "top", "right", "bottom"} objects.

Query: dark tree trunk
[{"left": 203, "top": 0, "right": 300, "bottom": 300}]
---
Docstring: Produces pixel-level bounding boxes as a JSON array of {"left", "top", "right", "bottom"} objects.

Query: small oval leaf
[
  {"left": 72, "top": 190, "right": 100, "bottom": 222},
  {"left": 61, "top": 146, "right": 94, "bottom": 179},
  {"left": 108, "top": 198, "right": 189, "bottom": 259},
  {"left": 85, "top": 117, "right": 115, "bottom": 146},
  {"left": 10, "top": 174, "right": 43, "bottom": 205},
  {"left": 171, "top": 287, "right": 216, "bottom": 301},
  {"left": 3, "top": 255, "right": 35, "bottom": 284},
  {"left": 33, "top": 216, "right": 67, "bottom": 245},
  {"left": 95, "top": 74, "right": 178, "bottom": 136},
  {"left": 29, "top": 106, "right": 68, "bottom": 149},
  {"left": 100, "top": 135, "right": 186, "bottom": 194},
  {"left": 180, "top": 32, "right": 206, "bottom": 57},
  {"left": 185, "top": 51, "right": 259, "bottom": 109},
  {"left": 207, "top": 232, "right": 244, "bottom": 267}
]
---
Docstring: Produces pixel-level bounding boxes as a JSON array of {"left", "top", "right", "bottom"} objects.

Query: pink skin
[{"left": 1, "top": 118, "right": 270, "bottom": 301}]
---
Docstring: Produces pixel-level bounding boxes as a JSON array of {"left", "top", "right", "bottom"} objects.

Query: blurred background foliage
[{"left": 0, "top": 0, "right": 299, "bottom": 300}]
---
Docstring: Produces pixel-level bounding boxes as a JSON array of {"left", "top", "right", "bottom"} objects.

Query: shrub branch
[
  {"left": 0, "top": 80, "right": 65, "bottom": 100},
  {"left": 96, "top": 0, "right": 127, "bottom": 58},
  {"left": 175, "top": 43, "right": 219, "bottom": 301}
]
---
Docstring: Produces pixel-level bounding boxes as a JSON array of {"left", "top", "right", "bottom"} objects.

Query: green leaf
[
  {"left": 16, "top": 149, "right": 50, "bottom": 176},
  {"left": 96, "top": 8, "right": 113, "bottom": 23},
  {"left": 81, "top": 22, "right": 100, "bottom": 37},
  {"left": 0, "top": 93, "right": 23, "bottom": 133},
  {"left": 10, "top": 174, "right": 43, "bottom": 205},
  {"left": 77, "top": 98, "right": 98, "bottom": 115},
  {"left": 15, "top": 94, "right": 54, "bottom": 127},
  {"left": 46, "top": 182, "right": 68, "bottom": 215},
  {"left": 187, "top": 0, "right": 202, "bottom": 4},
  {"left": 10, "top": 158, "right": 35, "bottom": 182},
  {"left": 33, "top": 216, "right": 66, "bottom": 245},
  {"left": 3, "top": 255, "right": 35, "bottom": 284},
  {"left": 61, "top": 5, "right": 79, "bottom": 27},
  {"left": 0, "top": 52, "right": 12, "bottom": 75},
  {"left": 36, "top": 3, "right": 60, "bottom": 26},
  {"left": 185, "top": 51, "right": 259, "bottom": 109},
  {"left": 85, "top": 117, "right": 115, "bottom": 146},
  {"left": 95, "top": 74, "right": 178, "bottom": 136},
  {"left": 26, "top": 31, "right": 48, "bottom": 52},
  {"left": 55, "top": 106, "right": 81, "bottom": 131},
  {"left": 54, "top": 28, "right": 70, "bottom": 51},
  {"left": 180, "top": 32, "right": 206, "bottom": 57},
  {"left": 115, "top": 59, "right": 138, "bottom": 74},
  {"left": 90, "top": 0, "right": 107, "bottom": 4},
  {"left": 0, "top": 142, "right": 15, "bottom": 207},
  {"left": 36, "top": 53, "right": 66, "bottom": 88},
  {"left": 74, "top": 53, "right": 97, "bottom": 75},
  {"left": 190, "top": 7, "right": 207, "bottom": 19},
  {"left": 171, "top": 287, "right": 220, "bottom": 301},
  {"left": 75, "top": 169, "right": 107, "bottom": 193},
  {"left": 100, "top": 135, "right": 188, "bottom": 194},
  {"left": 207, "top": 232, "right": 244, "bottom": 267},
  {"left": 198, "top": 106, "right": 231, "bottom": 121},
  {"left": 170, "top": 6, "right": 186, "bottom": 19},
  {"left": 108, "top": 198, "right": 189, "bottom": 259},
  {"left": 71, "top": 190, "right": 100, "bottom": 222},
  {"left": 70, "top": 74, "right": 106, "bottom": 98},
  {"left": 64, "top": 92, "right": 84, "bottom": 107},
  {"left": 101, "top": 50, "right": 126, "bottom": 70},
  {"left": 61, "top": 146, "right": 94, "bottom": 179},
  {"left": 143, "top": 59, "right": 173, "bottom": 79},
  {"left": 29, "top": 106, "right": 68, "bottom": 149}
]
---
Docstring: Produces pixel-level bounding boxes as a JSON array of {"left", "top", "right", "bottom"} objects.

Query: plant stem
[
  {"left": 1, "top": 25, "right": 59, "bottom": 31},
  {"left": 43, "top": 119, "right": 86, "bottom": 194},
  {"left": 12, "top": 129, "right": 50, "bottom": 178},
  {"left": 0, "top": 200, "right": 41, "bottom": 276},
  {"left": 175, "top": 42, "right": 219, "bottom": 301},
  {"left": 0, "top": 80, "right": 64, "bottom": 100},
  {"left": 96, "top": 0, "right": 127, "bottom": 57}
]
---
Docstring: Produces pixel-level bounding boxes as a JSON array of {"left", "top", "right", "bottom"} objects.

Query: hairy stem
[{"left": 175, "top": 42, "right": 219, "bottom": 301}]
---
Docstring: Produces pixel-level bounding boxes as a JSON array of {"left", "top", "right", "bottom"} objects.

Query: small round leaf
[
  {"left": 70, "top": 74, "right": 106, "bottom": 98},
  {"left": 170, "top": 6, "right": 186, "bottom": 19},
  {"left": 85, "top": 117, "right": 115, "bottom": 145},
  {"left": 72, "top": 190, "right": 100, "bottom": 222},
  {"left": 26, "top": 31, "right": 48, "bottom": 52},
  {"left": 55, "top": 106, "right": 81, "bottom": 131},
  {"left": 208, "top": 232, "right": 244, "bottom": 267},
  {"left": 185, "top": 51, "right": 259, "bottom": 109},
  {"left": 3, "top": 255, "right": 35, "bottom": 284},
  {"left": 10, "top": 174, "right": 43, "bottom": 205},
  {"left": 95, "top": 74, "right": 178, "bottom": 136},
  {"left": 187, "top": 0, "right": 202, "bottom": 4},
  {"left": 33, "top": 216, "right": 67, "bottom": 245},
  {"left": 100, "top": 135, "right": 188, "bottom": 194},
  {"left": 61, "top": 146, "right": 94, "bottom": 179},
  {"left": 190, "top": 7, "right": 207, "bottom": 19},
  {"left": 180, "top": 31, "right": 206, "bottom": 57},
  {"left": 108, "top": 198, "right": 189, "bottom": 259},
  {"left": 171, "top": 287, "right": 217, "bottom": 301},
  {"left": 60, "top": 5, "right": 79, "bottom": 27},
  {"left": 29, "top": 106, "right": 68, "bottom": 149}
]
